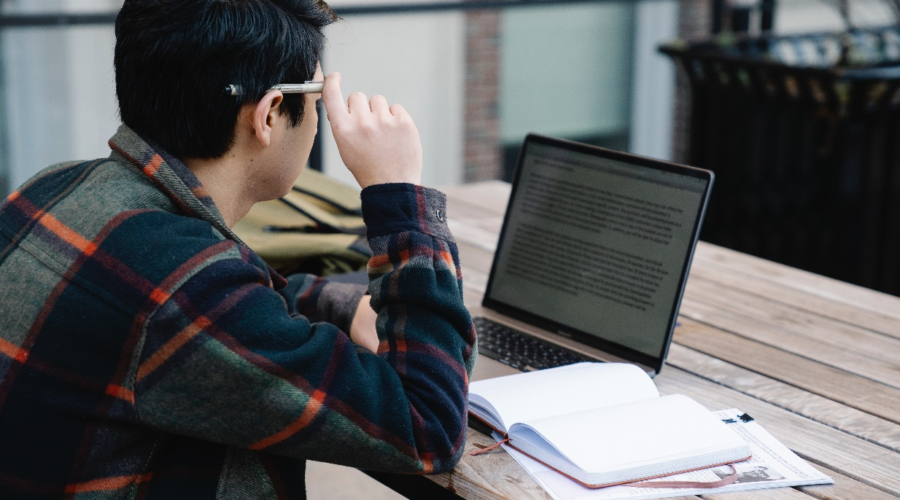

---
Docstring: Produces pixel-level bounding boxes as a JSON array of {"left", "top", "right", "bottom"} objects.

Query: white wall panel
[
  {"left": 630, "top": 0, "right": 678, "bottom": 161},
  {"left": 500, "top": 3, "right": 636, "bottom": 142},
  {"left": 319, "top": 9, "right": 466, "bottom": 189}
]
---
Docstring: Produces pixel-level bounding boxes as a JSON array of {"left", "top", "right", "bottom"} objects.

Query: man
[{"left": 0, "top": 0, "right": 475, "bottom": 498}]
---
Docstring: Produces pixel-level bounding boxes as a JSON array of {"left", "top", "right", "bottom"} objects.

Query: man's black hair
[{"left": 115, "top": 0, "right": 338, "bottom": 159}]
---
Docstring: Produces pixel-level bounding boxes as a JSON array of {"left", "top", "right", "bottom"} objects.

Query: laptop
[{"left": 469, "top": 134, "right": 714, "bottom": 382}]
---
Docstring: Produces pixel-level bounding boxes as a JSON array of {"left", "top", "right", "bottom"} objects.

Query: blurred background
[
  {"left": 2, "top": 0, "right": 890, "bottom": 189},
  {"left": 1, "top": 0, "right": 898, "bottom": 297},
  {"left": 1, "top": 1, "right": 897, "bottom": 497}
]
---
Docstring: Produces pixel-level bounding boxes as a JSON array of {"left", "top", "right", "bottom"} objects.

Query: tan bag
[{"left": 233, "top": 169, "right": 371, "bottom": 276}]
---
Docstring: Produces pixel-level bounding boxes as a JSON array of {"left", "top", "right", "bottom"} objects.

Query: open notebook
[{"left": 468, "top": 363, "right": 751, "bottom": 488}]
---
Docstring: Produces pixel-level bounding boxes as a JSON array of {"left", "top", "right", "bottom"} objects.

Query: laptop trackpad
[{"left": 472, "top": 356, "right": 520, "bottom": 381}]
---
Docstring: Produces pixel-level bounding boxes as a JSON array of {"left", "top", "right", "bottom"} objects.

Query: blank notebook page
[
  {"left": 469, "top": 363, "right": 659, "bottom": 430},
  {"left": 517, "top": 394, "right": 747, "bottom": 473}
]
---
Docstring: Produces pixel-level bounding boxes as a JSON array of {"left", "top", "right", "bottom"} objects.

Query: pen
[{"left": 226, "top": 81, "right": 324, "bottom": 96}]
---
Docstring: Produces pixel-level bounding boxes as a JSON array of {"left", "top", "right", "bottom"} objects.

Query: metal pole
[
  {"left": 0, "top": 0, "right": 671, "bottom": 28},
  {"left": 0, "top": 33, "right": 8, "bottom": 195},
  {"left": 731, "top": 6, "right": 751, "bottom": 33},
  {"left": 309, "top": 101, "right": 324, "bottom": 172},
  {"left": 711, "top": 0, "right": 725, "bottom": 34},
  {"left": 760, "top": 0, "right": 776, "bottom": 32}
]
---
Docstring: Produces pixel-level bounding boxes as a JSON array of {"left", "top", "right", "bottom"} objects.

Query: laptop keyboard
[{"left": 474, "top": 317, "right": 593, "bottom": 371}]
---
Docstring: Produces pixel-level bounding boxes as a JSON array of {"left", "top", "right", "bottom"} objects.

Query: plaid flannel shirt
[{"left": 0, "top": 125, "right": 476, "bottom": 499}]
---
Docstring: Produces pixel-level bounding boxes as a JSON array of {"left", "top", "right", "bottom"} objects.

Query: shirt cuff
[
  {"left": 316, "top": 281, "right": 368, "bottom": 334},
  {"left": 360, "top": 183, "right": 453, "bottom": 242}
]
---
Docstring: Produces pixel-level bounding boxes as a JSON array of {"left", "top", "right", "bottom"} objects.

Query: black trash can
[{"left": 661, "top": 26, "right": 900, "bottom": 296}]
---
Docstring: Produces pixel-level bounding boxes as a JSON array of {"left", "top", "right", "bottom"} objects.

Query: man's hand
[
  {"left": 321, "top": 72, "right": 423, "bottom": 189},
  {"left": 349, "top": 295, "right": 379, "bottom": 353}
]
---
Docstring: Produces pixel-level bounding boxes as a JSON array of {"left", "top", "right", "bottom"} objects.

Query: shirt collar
[{"left": 107, "top": 124, "right": 288, "bottom": 289}]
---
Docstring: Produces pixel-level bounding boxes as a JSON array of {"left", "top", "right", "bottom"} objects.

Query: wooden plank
[
  {"left": 685, "top": 271, "right": 900, "bottom": 363},
  {"left": 693, "top": 243, "right": 900, "bottom": 328},
  {"left": 680, "top": 278, "right": 900, "bottom": 389},
  {"left": 464, "top": 274, "right": 488, "bottom": 303},
  {"left": 655, "top": 368, "right": 900, "bottom": 496},
  {"left": 461, "top": 262, "right": 489, "bottom": 302},
  {"left": 453, "top": 222, "right": 496, "bottom": 302},
  {"left": 677, "top": 300, "right": 900, "bottom": 390},
  {"left": 456, "top": 240, "right": 495, "bottom": 274},
  {"left": 666, "top": 343, "right": 900, "bottom": 453},
  {"left": 702, "top": 489, "right": 812, "bottom": 500},
  {"left": 426, "top": 428, "right": 553, "bottom": 500},
  {"left": 441, "top": 181, "right": 511, "bottom": 216},
  {"left": 690, "top": 257, "right": 900, "bottom": 340},
  {"left": 802, "top": 462, "right": 900, "bottom": 500},
  {"left": 450, "top": 220, "right": 500, "bottom": 254},
  {"left": 445, "top": 197, "right": 506, "bottom": 234},
  {"left": 672, "top": 318, "right": 900, "bottom": 425}
]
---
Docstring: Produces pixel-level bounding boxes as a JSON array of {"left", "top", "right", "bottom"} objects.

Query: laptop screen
[{"left": 484, "top": 136, "right": 712, "bottom": 368}]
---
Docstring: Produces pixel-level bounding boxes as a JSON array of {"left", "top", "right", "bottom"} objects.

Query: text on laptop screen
[{"left": 489, "top": 142, "right": 709, "bottom": 358}]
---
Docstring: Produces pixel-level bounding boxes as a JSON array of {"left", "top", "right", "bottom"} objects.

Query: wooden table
[{"left": 424, "top": 181, "right": 900, "bottom": 500}]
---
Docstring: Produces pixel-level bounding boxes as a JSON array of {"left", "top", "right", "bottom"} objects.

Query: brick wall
[{"left": 463, "top": 7, "right": 503, "bottom": 182}]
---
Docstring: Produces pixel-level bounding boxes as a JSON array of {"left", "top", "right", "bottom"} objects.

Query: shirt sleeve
[
  {"left": 279, "top": 274, "right": 367, "bottom": 335},
  {"left": 133, "top": 183, "right": 476, "bottom": 474}
]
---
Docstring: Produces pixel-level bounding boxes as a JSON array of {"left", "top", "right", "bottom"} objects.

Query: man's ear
[{"left": 251, "top": 90, "right": 284, "bottom": 148}]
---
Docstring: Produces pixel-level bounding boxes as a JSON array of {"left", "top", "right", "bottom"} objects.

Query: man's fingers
[
  {"left": 370, "top": 95, "right": 390, "bottom": 116},
  {"left": 322, "top": 77, "right": 423, "bottom": 188},
  {"left": 322, "top": 72, "right": 348, "bottom": 124},
  {"left": 347, "top": 92, "right": 369, "bottom": 114},
  {"left": 389, "top": 103, "right": 408, "bottom": 118}
]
